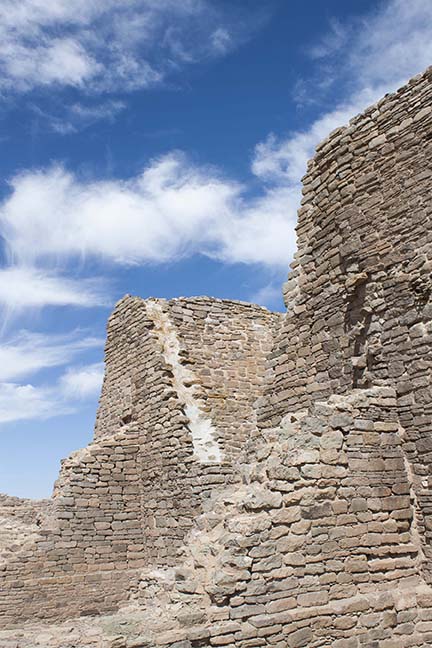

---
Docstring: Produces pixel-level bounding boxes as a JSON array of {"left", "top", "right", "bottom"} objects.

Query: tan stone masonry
[
  {"left": 0, "top": 297, "right": 278, "bottom": 628},
  {"left": 1, "top": 67, "right": 432, "bottom": 647}
]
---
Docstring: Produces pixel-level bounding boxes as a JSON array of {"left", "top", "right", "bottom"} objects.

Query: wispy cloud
[
  {"left": 301, "top": 0, "right": 432, "bottom": 108},
  {"left": 0, "top": 330, "right": 103, "bottom": 382},
  {"left": 59, "top": 362, "right": 104, "bottom": 400},
  {"left": 0, "top": 382, "right": 72, "bottom": 424},
  {"left": 252, "top": 88, "right": 382, "bottom": 185},
  {"left": 0, "top": 156, "right": 298, "bottom": 270},
  {"left": 3, "top": 0, "right": 429, "bottom": 289},
  {"left": 249, "top": 282, "right": 284, "bottom": 310},
  {"left": 0, "top": 0, "right": 258, "bottom": 96},
  {"left": 308, "top": 18, "right": 350, "bottom": 61},
  {"left": 0, "top": 328, "right": 104, "bottom": 425},
  {"left": 0, "top": 267, "right": 109, "bottom": 312},
  {"left": 31, "top": 100, "right": 126, "bottom": 135},
  {"left": 345, "top": 0, "right": 432, "bottom": 91},
  {"left": 0, "top": 0, "right": 430, "bottom": 429},
  {"left": 0, "top": 360, "right": 104, "bottom": 425}
]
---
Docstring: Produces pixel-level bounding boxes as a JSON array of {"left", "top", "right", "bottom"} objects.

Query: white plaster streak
[{"left": 146, "top": 300, "right": 222, "bottom": 464}]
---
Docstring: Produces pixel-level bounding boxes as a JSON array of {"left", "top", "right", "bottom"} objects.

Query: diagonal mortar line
[{"left": 145, "top": 299, "right": 222, "bottom": 464}]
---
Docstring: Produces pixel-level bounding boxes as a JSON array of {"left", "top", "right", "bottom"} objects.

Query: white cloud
[
  {"left": 0, "top": 0, "right": 252, "bottom": 95},
  {"left": 0, "top": 0, "right": 430, "bottom": 429},
  {"left": 212, "top": 185, "right": 299, "bottom": 267},
  {"left": 18, "top": 38, "right": 96, "bottom": 88},
  {"left": 0, "top": 155, "right": 298, "bottom": 269},
  {"left": 210, "top": 28, "right": 232, "bottom": 55},
  {"left": 69, "top": 101, "right": 125, "bottom": 123},
  {"left": 347, "top": 0, "right": 432, "bottom": 90},
  {"left": 0, "top": 382, "right": 72, "bottom": 424},
  {"left": 0, "top": 267, "right": 109, "bottom": 311},
  {"left": 308, "top": 18, "right": 350, "bottom": 60},
  {"left": 297, "top": 0, "right": 432, "bottom": 109},
  {"left": 59, "top": 363, "right": 104, "bottom": 399},
  {"left": 0, "top": 331, "right": 103, "bottom": 382},
  {"left": 0, "top": 336, "right": 104, "bottom": 425},
  {"left": 252, "top": 87, "right": 384, "bottom": 185},
  {"left": 3, "top": 0, "right": 428, "bottom": 284},
  {"left": 0, "top": 362, "right": 104, "bottom": 425}
]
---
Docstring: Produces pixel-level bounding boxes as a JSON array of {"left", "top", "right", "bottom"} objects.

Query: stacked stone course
[{"left": 1, "top": 67, "right": 432, "bottom": 646}]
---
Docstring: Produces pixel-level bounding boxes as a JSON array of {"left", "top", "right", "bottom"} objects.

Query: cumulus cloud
[
  {"left": 1, "top": 1, "right": 430, "bottom": 297},
  {"left": 0, "top": 0, "right": 430, "bottom": 428},
  {"left": 0, "top": 0, "right": 254, "bottom": 95},
  {"left": 2, "top": 0, "right": 428, "bottom": 292}
]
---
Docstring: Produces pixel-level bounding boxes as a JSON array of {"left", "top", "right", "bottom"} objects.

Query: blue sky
[{"left": 0, "top": 0, "right": 431, "bottom": 498}]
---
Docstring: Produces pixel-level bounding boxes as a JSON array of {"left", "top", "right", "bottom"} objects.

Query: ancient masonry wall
[
  {"left": 0, "top": 297, "right": 278, "bottom": 626},
  {"left": 135, "top": 387, "right": 432, "bottom": 648},
  {"left": 6, "top": 388, "right": 432, "bottom": 647},
  {"left": 0, "top": 67, "right": 432, "bottom": 647},
  {"left": 118, "top": 68, "right": 432, "bottom": 647},
  {"left": 260, "top": 66, "right": 432, "bottom": 579}
]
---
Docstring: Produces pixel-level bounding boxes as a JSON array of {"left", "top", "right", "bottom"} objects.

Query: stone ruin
[{"left": 0, "top": 66, "right": 432, "bottom": 647}]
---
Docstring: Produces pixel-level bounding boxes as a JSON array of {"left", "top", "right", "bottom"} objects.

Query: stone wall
[
  {"left": 260, "top": 66, "right": 432, "bottom": 579},
  {"left": 0, "top": 297, "right": 278, "bottom": 627},
  {"left": 5, "top": 388, "right": 432, "bottom": 647},
  {"left": 138, "top": 387, "right": 432, "bottom": 648}
]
